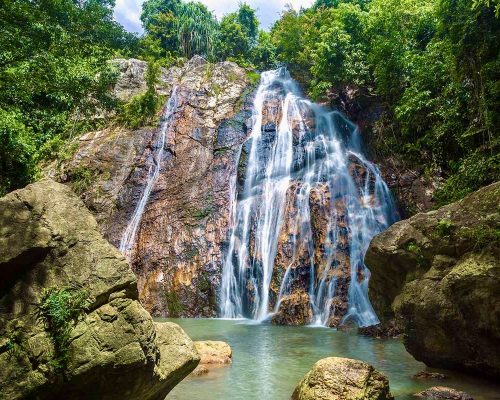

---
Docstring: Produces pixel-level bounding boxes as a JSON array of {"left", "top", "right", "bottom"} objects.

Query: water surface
[{"left": 164, "top": 319, "right": 500, "bottom": 400}]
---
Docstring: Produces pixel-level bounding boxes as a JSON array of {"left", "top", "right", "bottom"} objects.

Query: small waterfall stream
[
  {"left": 119, "top": 88, "right": 178, "bottom": 258},
  {"left": 220, "top": 69, "right": 397, "bottom": 327}
]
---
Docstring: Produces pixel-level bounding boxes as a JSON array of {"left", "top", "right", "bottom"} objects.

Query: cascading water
[
  {"left": 220, "top": 69, "right": 397, "bottom": 327},
  {"left": 119, "top": 88, "right": 178, "bottom": 258}
]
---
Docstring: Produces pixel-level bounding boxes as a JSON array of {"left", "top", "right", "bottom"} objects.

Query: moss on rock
[
  {"left": 291, "top": 357, "right": 394, "bottom": 400},
  {"left": 366, "top": 182, "right": 500, "bottom": 379},
  {"left": 0, "top": 179, "right": 199, "bottom": 399}
]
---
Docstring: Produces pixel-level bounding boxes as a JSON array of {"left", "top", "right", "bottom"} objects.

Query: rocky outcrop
[
  {"left": 112, "top": 58, "right": 149, "bottom": 101},
  {"left": 414, "top": 387, "right": 473, "bottom": 400},
  {"left": 366, "top": 182, "right": 500, "bottom": 379},
  {"left": 47, "top": 57, "right": 254, "bottom": 317},
  {"left": 272, "top": 291, "right": 312, "bottom": 326},
  {"left": 378, "top": 157, "right": 439, "bottom": 217},
  {"left": 191, "top": 340, "right": 232, "bottom": 376},
  {"left": 0, "top": 180, "right": 199, "bottom": 399},
  {"left": 291, "top": 357, "right": 393, "bottom": 400}
]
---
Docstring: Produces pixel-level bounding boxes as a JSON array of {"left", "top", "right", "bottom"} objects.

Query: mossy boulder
[
  {"left": 366, "top": 182, "right": 500, "bottom": 379},
  {"left": 291, "top": 357, "right": 393, "bottom": 400},
  {"left": 0, "top": 180, "right": 199, "bottom": 399}
]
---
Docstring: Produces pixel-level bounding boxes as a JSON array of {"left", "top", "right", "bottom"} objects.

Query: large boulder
[
  {"left": 291, "top": 357, "right": 393, "bottom": 400},
  {"left": 366, "top": 182, "right": 500, "bottom": 379},
  {"left": 0, "top": 180, "right": 199, "bottom": 399}
]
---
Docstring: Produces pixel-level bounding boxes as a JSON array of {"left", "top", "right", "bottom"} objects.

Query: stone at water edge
[
  {"left": 414, "top": 386, "right": 474, "bottom": 400},
  {"left": 272, "top": 291, "right": 313, "bottom": 326},
  {"left": 413, "top": 371, "right": 448, "bottom": 380},
  {"left": 291, "top": 357, "right": 394, "bottom": 400},
  {"left": 366, "top": 182, "right": 500, "bottom": 379},
  {"left": 0, "top": 179, "right": 199, "bottom": 400},
  {"left": 191, "top": 340, "right": 232, "bottom": 376},
  {"left": 357, "top": 320, "right": 402, "bottom": 339}
]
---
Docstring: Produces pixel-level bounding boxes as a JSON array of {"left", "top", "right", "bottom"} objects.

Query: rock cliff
[
  {"left": 47, "top": 57, "right": 254, "bottom": 317},
  {"left": 47, "top": 58, "right": 400, "bottom": 326},
  {"left": 366, "top": 182, "right": 500, "bottom": 379},
  {"left": 0, "top": 180, "right": 199, "bottom": 399}
]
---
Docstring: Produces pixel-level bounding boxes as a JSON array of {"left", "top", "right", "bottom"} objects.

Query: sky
[{"left": 114, "top": 0, "right": 315, "bottom": 34}]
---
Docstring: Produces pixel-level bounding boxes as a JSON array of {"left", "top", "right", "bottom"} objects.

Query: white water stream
[
  {"left": 119, "top": 88, "right": 178, "bottom": 258},
  {"left": 220, "top": 69, "right": 397, "bottom": 327}
]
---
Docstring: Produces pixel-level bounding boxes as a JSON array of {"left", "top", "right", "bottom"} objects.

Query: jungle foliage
[
  {"left": 0, "top": 0, "right": 498, "bottom": 206},
  {"left": 269, "top": 0, "right": 500, "bottom": 204},
  {"left": 0, "top": 0, "right": 137, "bottom": 195}
]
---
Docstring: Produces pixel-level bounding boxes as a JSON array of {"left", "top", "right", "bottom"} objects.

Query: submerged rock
[
  {"left": 291, "top": 357, "right": 394, "bottom": 400},
  {"left": 191, "top": 340, "right": 232, "bottom": 376},
  {"left": 413, "top": 372, "right": 448, "bottom": 380},
  {"left": 0, "top": 180, "right": 199, "bottom": 399},
  {"left": 414, "top": 387, "right": 473, "bottom": 400},
  {"left": 366, "top": 182, "right": 500, "bottom": 379}
]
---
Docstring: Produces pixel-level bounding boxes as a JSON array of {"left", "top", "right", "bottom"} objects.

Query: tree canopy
[
  {"left": 0, "top": 0, "right": 498, "bottom": 205},
  {"left": 269, "top": 0, "right": 500, "bottom": 203}
]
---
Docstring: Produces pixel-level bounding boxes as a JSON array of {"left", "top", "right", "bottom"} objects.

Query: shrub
[
  {"left": 35, "top": 287, "right": 91, "bottom": 370},
  {"left": 118, "top": 62, "right": 163, "bottom": 129}
]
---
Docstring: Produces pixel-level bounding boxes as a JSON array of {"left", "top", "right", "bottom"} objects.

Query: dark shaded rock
[
  {"left": 358, "top": 320, "right": 402, "bottom": 339},
  {"left": 0, "top": 180, "right": 199, "bottom": 400},
  {"left": 366, "top": 182, "right": 500, "bottom": 379},
  {"left": 413, "top": 372, "right": 448, "bottom": 380}
]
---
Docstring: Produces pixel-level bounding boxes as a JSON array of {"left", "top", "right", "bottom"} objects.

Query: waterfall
[
  {"left": 219, "top": 69, "right": 397, "bottom": 327},
  {"left": 119, "top": 88, "right": 178, "bottom": 258}
]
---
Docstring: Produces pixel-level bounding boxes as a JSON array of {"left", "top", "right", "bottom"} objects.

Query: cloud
[
  {"left": 200, "top": 0, "right": 315, "bottom": 29},
  {"left": 114, "top": 0, "right": 143, "bottom": 33},
  {"left": 113, "top": 0, "right": 315, "bottom": 34}
]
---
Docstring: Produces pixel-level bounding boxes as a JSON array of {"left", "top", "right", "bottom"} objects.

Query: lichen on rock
[
  {"left": 291, "top": 357, "right": 394, "bottom": 400},
  {"left": 0, "top": 179, "right": 199, "bottom": 400},
  {"left": 366, "top": 182, "right": 500, "bottom": 379}
]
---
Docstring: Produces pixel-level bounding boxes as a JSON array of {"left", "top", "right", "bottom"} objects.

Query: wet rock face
[
  {"left": 291, "top": 357, "right": 394, "bottom": 400},
  {"left": 322, "top": 84, "right": 439, "bottom": 217},
  {"left": 263, "top": 156, "right": 388, "bottom": 327},
  {"left": 0, "top": 180, "right": 199, "bottom": 400},
  {"left": 125, "top": 60, "right": 252, "bottom": 317},
  {"left": 50, "top": 57, "right": 253, "bottom": 318},
  {"left": 272, "top": 291, "right": 312, "bottom": 326},
  {"left": 366, "top": 182, "right": 500, "bottom": 379}
]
